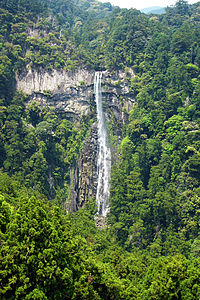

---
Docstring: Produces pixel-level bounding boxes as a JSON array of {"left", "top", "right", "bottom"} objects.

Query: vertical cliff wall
[
  {"left": 16, "top": 68, "right": 135, "bottom": 211},
  {"left": 69, "top": 123, "right": 98, "bottom": 211}
]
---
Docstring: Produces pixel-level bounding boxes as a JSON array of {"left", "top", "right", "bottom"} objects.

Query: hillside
[
  {"left": 1, "top": 0, "right": 200, "bottom": 298},
  {"left": 140, "top": 6, "right": 166, "bottom": 14}
]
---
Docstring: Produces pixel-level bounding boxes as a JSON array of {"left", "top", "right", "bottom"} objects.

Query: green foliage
[
  {"left": 0, "top": 182, "right": 119, "bottom": 299},
  {"left": 107, "top": 0, "right": 200, "bottom": 263},
  {"left": 0, "top": 0, "right": 200, "bottom": 298},
  {"left": 0, "top": 93, "right": 90, "bottom": 198}
]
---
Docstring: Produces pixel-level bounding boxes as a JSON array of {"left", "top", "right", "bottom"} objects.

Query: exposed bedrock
[{"left": 16, "top": 68, "right": 136, "bottom": 210}]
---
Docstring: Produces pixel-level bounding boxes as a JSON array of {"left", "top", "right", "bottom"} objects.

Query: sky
[{"left": 99, "top": 0, "right": 199, "bottom": 10}]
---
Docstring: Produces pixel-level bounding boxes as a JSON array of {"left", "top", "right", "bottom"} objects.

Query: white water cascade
[{"left": 94, "top": 72, "right": 111, "bottom": 216}]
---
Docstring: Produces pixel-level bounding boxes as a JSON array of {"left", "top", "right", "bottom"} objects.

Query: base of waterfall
[{"left": 94, "top": 215, "right": 108, "bottom": 229}]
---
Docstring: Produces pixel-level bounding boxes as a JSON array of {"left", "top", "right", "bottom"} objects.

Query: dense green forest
[{"left": 1, "top": 0, "right": 200, "bottom": 298}]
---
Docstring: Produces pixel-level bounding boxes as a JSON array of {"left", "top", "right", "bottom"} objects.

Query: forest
[{"left": 1, "top": 0, "right": 200, "bottom": 298}]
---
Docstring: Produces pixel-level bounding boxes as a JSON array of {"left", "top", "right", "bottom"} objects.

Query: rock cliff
[
  {"left": 16, "top": 69, "right": 94, "bottom": 119},
  {"left": 16, "top": 69, "right": 94, "bottom": 95},
  {"left": 16, "top": 68, "right": 135, "bottom": 210},
  {"left": 69, "top": 124, "right": 98, "bottom": 211}
]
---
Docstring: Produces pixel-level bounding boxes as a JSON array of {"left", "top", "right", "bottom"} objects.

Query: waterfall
[{"left": 94, "top": 72, "right": 111, "bottom": 216}]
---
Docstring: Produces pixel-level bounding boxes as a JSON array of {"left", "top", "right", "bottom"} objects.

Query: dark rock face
[
  {"left": 69, "top": 124, "right": 98, "bottom": 211},
  {"left": 26, "top": 85, "right": 94, "bottom": 121},
  {"left": 17, "top": 68, "right": 136, "bottom": 211}
]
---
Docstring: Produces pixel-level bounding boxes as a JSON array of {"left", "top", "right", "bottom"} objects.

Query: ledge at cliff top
[
  {"left": 16, "top": 68, "right": 136, "bottom": 121},
  {"left": 16, "top": 69, "right": 94, "bottom": 94},
  {"left": 16, "top": 68, "right": 135, "bottom": 95}
]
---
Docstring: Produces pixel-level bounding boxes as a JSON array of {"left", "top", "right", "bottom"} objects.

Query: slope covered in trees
[{"left": 1, "top": 0, "right": 200, "bottom": 298}]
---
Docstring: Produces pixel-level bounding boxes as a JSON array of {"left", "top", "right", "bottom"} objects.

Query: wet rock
[
  {"left": 69, "top": 123, "right": 98, "bottom": 211},
  {"left": 94, "top": 215, "right": 107, "bottom": 229}
]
